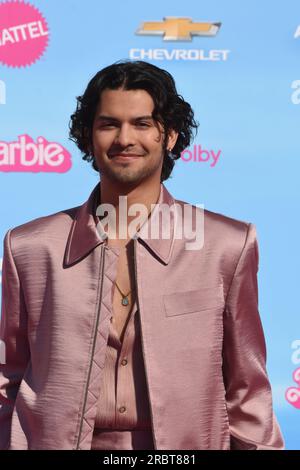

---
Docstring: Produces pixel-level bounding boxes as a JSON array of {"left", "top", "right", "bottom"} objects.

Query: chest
[{"left": 110, "top": 245, "right": 137, "bottom": 342}]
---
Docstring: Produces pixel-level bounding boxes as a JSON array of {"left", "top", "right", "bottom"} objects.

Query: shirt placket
[{"left": 113, "top": 305, "right": 137, "bottom": 428}]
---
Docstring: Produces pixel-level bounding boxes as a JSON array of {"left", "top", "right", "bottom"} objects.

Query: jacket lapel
[{"left": 64, "top": 181, "right": 176, "bottom": 267}]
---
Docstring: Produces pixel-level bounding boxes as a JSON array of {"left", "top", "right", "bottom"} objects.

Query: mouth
[{"left": 109, "top": 153, "right": 143, "bottom": 161}]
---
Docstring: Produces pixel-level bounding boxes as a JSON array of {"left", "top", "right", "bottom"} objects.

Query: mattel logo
[
  {"left": 0, "top": 135, "right": 72, "bottom": 172},
  {"left": 0, "top": 79, "right": 5, "bottom": 104},
  {"left": 180, "top": 145, "right": 221, "bottom": 167},
  {"left": 0, "top": 1, "right": 49, "bottom": 68}
]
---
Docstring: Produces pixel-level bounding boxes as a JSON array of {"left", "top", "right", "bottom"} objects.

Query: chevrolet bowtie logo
[{"left": 136, "top": 17, "right": 221, "bottom": 42}]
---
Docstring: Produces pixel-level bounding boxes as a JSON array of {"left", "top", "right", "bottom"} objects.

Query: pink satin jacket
[{"left": 0, "top": 182, "right": 284, "bottom": 450}]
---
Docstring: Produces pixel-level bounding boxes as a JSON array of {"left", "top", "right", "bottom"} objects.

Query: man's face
[{"left": 91, "top": 87, "right": 176, "bottom": 185}]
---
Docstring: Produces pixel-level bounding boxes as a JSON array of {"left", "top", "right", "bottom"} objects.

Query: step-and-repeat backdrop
[{"left": 0, "top": 0, "right": 299, "bottom": 449}]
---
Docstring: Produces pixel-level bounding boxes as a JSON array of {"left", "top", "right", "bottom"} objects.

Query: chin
[{"left": 106, "top": 170, "right": 142, "bottom": 185}]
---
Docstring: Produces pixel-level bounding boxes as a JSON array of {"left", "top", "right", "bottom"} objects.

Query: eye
[
  {"left": 98, "top": 123, "right": 116, "bottom": 129},
  {"left": 136, "top": 122, "right": 151, "bottom": 127}
]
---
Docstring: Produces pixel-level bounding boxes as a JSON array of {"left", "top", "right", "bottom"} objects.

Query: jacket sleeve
[
  {"left": 222, "top": 223, "right": 285, "bottom": 450},
  {"left": 0, "top": 229, "right": 30, "bottom": 450}
]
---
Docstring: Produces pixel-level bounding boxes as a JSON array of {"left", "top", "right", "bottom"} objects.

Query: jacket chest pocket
[{"left": 163, "top": 284, "right": 224, "bottom": 317}]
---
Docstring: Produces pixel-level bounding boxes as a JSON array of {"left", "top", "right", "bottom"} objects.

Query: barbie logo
[
  {"left": 285, "top": 368, "right": 300, "bottom": 409},
  {"left": 0, "top": 134, "right": 72, "bottom": 172},
  {"left": 285, "top": 340, "right": 300, "bottom": 409}
]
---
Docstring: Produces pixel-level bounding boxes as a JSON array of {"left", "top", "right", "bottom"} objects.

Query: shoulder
[
  {"left": 3, "top": 205, "right": 79, "bottom": 257},
  {"left": 174, "top": 197, "right": 257, "bottom": 256}
]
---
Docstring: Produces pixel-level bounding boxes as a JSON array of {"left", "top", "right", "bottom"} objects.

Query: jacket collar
[{"left": 64, "top": 181, "right": 176, "bottom": 267}]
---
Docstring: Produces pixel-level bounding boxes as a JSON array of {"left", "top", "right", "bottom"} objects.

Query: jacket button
[
  {"left": 119, "top": 406, "right": 126, "bottom": 413},
  {"left": 121, "top": 359, "right": 128, "bottom": 366}
]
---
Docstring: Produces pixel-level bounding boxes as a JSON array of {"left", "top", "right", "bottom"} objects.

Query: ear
[{"left": 167, "top": 129, "right": 179, "bottom": 152}]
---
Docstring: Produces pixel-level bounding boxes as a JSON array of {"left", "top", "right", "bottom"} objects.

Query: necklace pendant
[{"left": 122, "top": 297, "right": 129, "bottom": 306}]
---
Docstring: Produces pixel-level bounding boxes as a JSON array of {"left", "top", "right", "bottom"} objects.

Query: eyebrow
[{"left": 96, "top": 115, "right": 154, "bottom": 122}]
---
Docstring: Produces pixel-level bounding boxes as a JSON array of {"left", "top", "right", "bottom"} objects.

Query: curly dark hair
[{"left": 69, "top": 60, "right": 198, "bottom": 182}]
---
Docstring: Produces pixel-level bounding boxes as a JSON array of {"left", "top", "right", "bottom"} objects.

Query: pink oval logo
[
  {"left": 285, "top": 367, "right": 300, "bottom": 409},
  {"left": 0, "top": 0, "right": 49, "bottom": 68},
  {"left": 0, "top": 135, "right": 72, "bottom": 173}
]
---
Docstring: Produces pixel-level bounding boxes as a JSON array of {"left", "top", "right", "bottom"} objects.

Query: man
[{"left": 0, "top": 60, "right": 284, "bottom": 450}]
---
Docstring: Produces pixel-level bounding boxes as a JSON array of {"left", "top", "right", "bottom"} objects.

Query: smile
[{"left": 110, "top": 154, "right": 142, "bottom": 160}]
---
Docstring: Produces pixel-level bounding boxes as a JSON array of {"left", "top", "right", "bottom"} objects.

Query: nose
[{"left": 114, "top": 123, "right": 136, "bottom": 148}]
